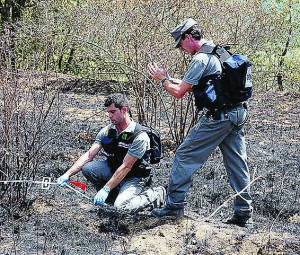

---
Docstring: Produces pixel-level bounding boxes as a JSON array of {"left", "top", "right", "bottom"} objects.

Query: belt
[
  {"left": 206, "top": 103, "right": 246, "bottom": 120},
  {"left": 205, "top": 110, "right": 227, "bottom": 120}
]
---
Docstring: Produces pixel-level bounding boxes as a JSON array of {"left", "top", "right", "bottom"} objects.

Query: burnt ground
[{"left": 0, "top": 79, "right": 299, "bottom": 255}]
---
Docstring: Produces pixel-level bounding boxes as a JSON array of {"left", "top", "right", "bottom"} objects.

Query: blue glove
[
  {"left": 94, "top": 185, "right": 110, "bottom": 205},
  {"left": 57, "top": 174, "right": 69, "bottom": 186}
]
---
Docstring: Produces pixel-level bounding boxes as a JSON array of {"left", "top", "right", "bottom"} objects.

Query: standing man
[
  {"left": 57, "top": 93, "right": 165, "bottom": 212},
  {"left": 148, "top": 18, "right": 253, "bottom": 227}
]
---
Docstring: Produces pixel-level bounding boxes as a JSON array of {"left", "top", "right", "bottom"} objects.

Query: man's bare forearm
[
  {"left": 106, "top": 163, "right": 132, "bottom": 190},
  {"left": 65, "top": 152, "right": 92, "bottom": 176},
  {"left": 105, "top": 154, "right": 137, "bottom": 190},
  {"left": 65, "top": 143, "right": 101, "bottom": 177}
]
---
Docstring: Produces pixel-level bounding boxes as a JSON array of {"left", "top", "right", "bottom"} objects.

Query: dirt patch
[{"left": 127, "top": 217, "right": 300, "bottom": 255}]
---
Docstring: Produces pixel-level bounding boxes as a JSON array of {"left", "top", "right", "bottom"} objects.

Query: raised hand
[{"left": 147, "top": 62, "right": 168, "bottom": 81}]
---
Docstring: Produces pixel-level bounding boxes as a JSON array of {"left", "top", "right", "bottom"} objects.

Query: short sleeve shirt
[
  {"left": 182, "top": 40, "right": 222, "bottom": 86},
  {"left": 95, "top": 121, "right": 150, "bottom": 159}
]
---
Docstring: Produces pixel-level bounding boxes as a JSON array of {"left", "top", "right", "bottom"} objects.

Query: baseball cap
[{"left": 170, "top": 18, "right": 198, "bottom": 48}]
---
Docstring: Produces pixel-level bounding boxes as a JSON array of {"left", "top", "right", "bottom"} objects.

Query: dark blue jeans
[{"left": 82, "top": 159, "right": 164, "bottom": 211}]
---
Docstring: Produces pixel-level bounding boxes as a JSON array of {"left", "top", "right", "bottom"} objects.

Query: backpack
[
  {"left": 134, "top": 123, "right": 162, "bottom": 164},
  {"left": 199, "top": 45, "right": 253, "bottom": 107}
]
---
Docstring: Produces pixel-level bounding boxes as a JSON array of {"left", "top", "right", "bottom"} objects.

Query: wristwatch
[{"left": 161, "top": 72, "right": 172, "bottom": 85}]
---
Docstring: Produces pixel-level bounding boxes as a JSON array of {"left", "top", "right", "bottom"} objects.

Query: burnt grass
[{"left": 0, "top": 79, "right": 299, "bottom": 254}]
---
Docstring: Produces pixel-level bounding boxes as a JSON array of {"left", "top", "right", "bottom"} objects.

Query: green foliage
[{"left": 4, "top": 0, "right": 300, "bottom": 91}]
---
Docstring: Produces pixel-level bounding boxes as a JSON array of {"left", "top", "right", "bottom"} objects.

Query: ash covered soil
[{"left": 1, "top": 80, "right": 300, "bottom": 255}]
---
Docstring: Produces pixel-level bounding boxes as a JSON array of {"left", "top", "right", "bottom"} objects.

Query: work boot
[
  {"left": 225, "top": 214, "right": 253, "bottom": 228},
  {"left": 151, "top": 206, "right": 184, "bottom": 218}
]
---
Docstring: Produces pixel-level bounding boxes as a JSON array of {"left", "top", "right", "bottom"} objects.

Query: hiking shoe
[
  {"left": 151, "top": 206, "right": 184, "bottom": 218},
  {"left": 225, "top": 214, "right": 253, "bottom": 228}
]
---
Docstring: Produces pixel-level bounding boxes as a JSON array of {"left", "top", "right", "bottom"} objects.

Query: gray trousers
[
  {"left": 166, "top": 105, "right": 253, "bottom": 217},
  {"left": 82, "top": 159, "right": 164, "bottom": 212}
]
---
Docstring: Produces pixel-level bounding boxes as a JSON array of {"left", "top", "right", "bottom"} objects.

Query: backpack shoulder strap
[
  {"left": 199, "top": 44, "right": 232, "bottom": 64},
  {"left": 214, "top": 45, "right": 231, "bottom": 63},
  {"left": 197, "top": 44, "right": 215, "bottom": 54}
]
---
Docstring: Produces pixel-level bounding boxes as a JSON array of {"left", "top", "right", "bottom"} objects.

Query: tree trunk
[
  {"left": 277, "top": 3, "right": 292, "bottom": 91},
  {"left": 63, "top": 47, "right": 76, "bottom": 73},
  {"left": 0, "top": 0, "right": 28, "bottom": 69}
]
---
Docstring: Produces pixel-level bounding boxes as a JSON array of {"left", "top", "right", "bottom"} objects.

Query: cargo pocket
[{"left": 228, "top": 107, "right": 248, "bottom": 128}]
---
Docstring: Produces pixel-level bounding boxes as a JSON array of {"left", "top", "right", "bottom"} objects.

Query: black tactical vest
[{"left": 101, "top": 126, "right": 151, "bottom": 178}]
